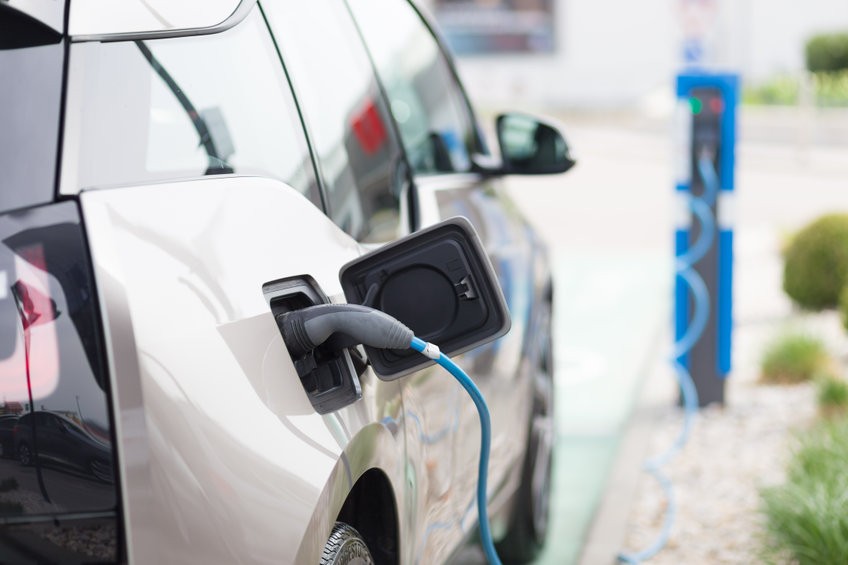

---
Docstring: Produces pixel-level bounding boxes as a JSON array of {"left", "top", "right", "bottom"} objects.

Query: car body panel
[{"left": 80, "top": 176, "right": 411, "bottom": 563}]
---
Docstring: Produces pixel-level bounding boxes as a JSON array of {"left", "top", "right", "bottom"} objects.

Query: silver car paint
[{"left": 81, "top": 177, "right": 416, "bottom": 563}]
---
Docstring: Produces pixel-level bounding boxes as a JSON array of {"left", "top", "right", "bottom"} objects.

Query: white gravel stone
[{"left": 619, "top": 310, "right": 844, "bottom": 564}]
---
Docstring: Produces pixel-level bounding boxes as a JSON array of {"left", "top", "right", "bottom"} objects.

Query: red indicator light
[{"left": 709, "top": 97, "right": 724, "bottom": 114}]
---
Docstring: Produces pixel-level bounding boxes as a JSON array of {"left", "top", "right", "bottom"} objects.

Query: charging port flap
[
  {"left": 263, "top": 276, "right": 361, "bottom": 415},
  {"left": 340, "top": 216, "right": 510, "bottom": 380}
]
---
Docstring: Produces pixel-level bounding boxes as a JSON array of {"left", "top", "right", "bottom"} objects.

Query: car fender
[{"left": 293, "top": 416, "right": 408, "bottom": 563}]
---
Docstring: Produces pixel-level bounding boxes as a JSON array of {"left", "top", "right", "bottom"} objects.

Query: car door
[
  {"left": 261, "top": 2, "right": 465, "bottom": 562},
  {"left": 347, "top": 0, "right": 545, "bottom": 539},
  {"left": 60, "top": 7, "right": 409, "bottom": 564}
]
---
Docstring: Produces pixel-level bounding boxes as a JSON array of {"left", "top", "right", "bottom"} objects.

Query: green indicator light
[{"left": 689, "top": 97, "right": 703, "bottom": 114}]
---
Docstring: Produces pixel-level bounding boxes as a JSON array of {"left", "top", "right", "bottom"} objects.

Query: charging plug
[{"left": 278, "top": 304, "right": 413, "bottom": 358}]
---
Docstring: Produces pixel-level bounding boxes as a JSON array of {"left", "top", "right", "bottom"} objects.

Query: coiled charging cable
[{"left": 617, "top": 150, "right": 718, "bottom": 563}]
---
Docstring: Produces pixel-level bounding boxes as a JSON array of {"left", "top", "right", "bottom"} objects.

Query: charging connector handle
[{"left": 279, "top": 304, "right": 414, "bottom": 358}]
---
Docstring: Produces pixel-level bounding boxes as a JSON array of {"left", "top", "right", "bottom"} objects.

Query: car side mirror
[
  {"left": 340, "top": 217, "right": 510, "bottom": 380},
  {"left": 496, "top": 113, "right": 576, "bottom": 175}
]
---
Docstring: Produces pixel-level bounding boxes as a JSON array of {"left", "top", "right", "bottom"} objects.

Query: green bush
[
  {"left": 839, "top": 286, "right": 848, "bottom": 332},
  {"left": 783, "top": 214, "right": 848, "bottom": 310},
  {"left": 762, "top": 419, "right": 848, "bottom": 564},
  {"left": 814, "top": 70, "right": 848, "bottom": 107},
  {"left": 806, "top": 32, "right": 848, "bottom": 74},
  {"left": 817, "top": 371, "right": 848, "bottom": 418},
  {"left": 760, "top": 333, "right": 830, "bottom": 384}
]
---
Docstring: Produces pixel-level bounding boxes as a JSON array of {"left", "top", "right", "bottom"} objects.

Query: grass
[
  {"left": 839, "top": 286, "right": 848, "bottom": 332},
  {"left": 760, "top": 333, "right": 830, "bottom": 384},
  {"left": 743, "top": 74, "right": 800, "bottom": 106},
  {"left": 743, "top": 71, "right": 848, "bottom": 107},
  {"left": 817, "top": 372, "right": 848, "bottom": 419},
  {"left": 762, "top": 419, "right": 848, "bottom": 564}
]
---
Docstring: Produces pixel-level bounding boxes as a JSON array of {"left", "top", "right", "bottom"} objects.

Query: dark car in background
[
  {"left": 0, "top": 415, "right": 17, "bottom": 459},
  {"left": 13, "top": 411, "right": 113, "bottom": 482}
]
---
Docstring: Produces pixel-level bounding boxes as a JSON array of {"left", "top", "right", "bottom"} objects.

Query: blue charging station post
[{"left": 675, "top": 72, "right": 739, "bottom": 407}]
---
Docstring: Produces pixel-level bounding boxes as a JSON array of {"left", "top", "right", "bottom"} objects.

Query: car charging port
[{"left": 262, "top": 276, "right": 362, "bottom": 415}]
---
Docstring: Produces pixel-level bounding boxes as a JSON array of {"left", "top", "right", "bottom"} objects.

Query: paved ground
[{"left": 537, "top": 253, "right": 669, "bottom": 565}]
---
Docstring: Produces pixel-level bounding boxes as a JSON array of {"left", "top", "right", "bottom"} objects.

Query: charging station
[{"left": 674, "top": 72, "right": 739, "bottom": 407}]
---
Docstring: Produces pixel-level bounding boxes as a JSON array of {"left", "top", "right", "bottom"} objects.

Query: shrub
[
  {"left": 805, "top": 32, "right": 848, "bottom": 74},
  {"left": 760, "top": 333, "right": 829, "bottom": 384},
  {"left": 817, "top": 371, "right": 848, "bottom": 419},
  {"left": 814, "top": 70, "right": 848, "bottom": 107},
  {"left": 740, "top": 71, "right": 848, "bottom": 108},
  {"left": 782, "top": 214, "right": 848, "bottom": 310},
  {"left": 762, "top": 419, "right": 848, "bottom": 564},
  {"left": 840, "top": 286, "right": 848, "bottom": 332}
]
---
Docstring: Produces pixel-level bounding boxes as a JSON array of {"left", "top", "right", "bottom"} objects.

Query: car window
[
  {"left": 69, "top": 7, "right": 320, "bottom": 207},
  {"left": 262, "top": 0, "right": 405, "bottom": 243},
  {"left": 0, "top": 202, "right": 120, "bottom": 562},
  {"left": 0, "top": 11, "right": 64, "bottom": 213},
  {"left": 347, "top": 0, "right": 482, "bottom": 175}
]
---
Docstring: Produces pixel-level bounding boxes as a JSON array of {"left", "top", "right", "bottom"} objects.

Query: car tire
[
  {"left": 17, "top": 443, "right": 33, "bottom": 467},
  {"left": 496, "top": 300, "right": 555, "bottom": 563},
  {"left": 320, "top": 522, "right": 375, "bottom": 565}
]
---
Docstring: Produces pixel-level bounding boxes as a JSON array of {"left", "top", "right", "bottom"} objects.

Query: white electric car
[{"left": 0, "top": 1, "right": 574, "bottom": 563}]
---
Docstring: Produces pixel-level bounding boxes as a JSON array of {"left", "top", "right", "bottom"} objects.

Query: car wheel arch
[
  {"left": 294, "top": 421, "right": 403, "bottom": 564},
  {"left": 336, "top": 468, "right": 399, "bottom": 565}
]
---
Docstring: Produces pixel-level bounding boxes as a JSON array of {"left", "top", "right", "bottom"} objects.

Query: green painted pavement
[{"left": 535, "top": 252, "right": 670, "bottom": 565}]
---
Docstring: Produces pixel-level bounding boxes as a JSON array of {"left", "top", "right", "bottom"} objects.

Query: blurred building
[{"left": 420, "top": 0, "right": 848, "bottom": 110}]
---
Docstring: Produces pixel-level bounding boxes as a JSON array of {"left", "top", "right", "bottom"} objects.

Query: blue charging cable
[
  {"left": 617, "top": 151, "right": 718, "bottom": 563},
  {"left": 410, "top": 336, "right": 503, "bottom": 565}
]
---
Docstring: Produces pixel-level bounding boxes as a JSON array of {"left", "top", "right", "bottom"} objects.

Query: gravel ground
[
  {"left": 621, "top": 310, "right": 847, "bottom": 564},
  {"left": 622, "top": 380, "right": 816, "bottom": 563}
]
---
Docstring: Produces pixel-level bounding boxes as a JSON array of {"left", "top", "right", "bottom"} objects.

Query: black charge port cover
[{"left": 339, "top": 216, "right": 510, "bottom": 380}]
